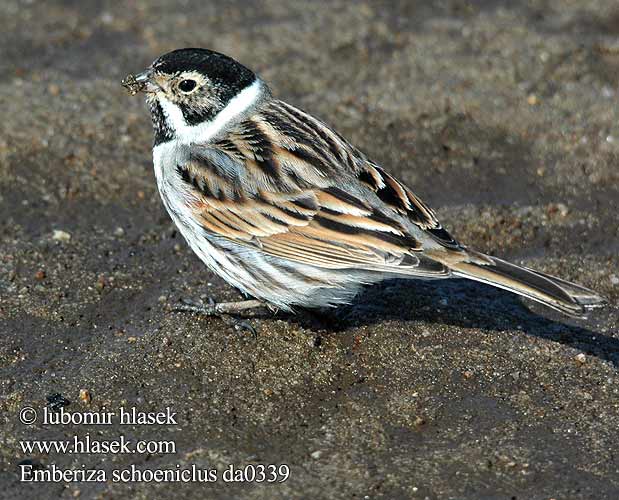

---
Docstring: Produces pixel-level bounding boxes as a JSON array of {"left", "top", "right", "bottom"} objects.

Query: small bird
[{"left": 123, "top": 48, "right": 604, "bottom": 318}]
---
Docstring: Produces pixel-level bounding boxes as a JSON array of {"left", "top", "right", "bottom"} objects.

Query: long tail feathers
[{"left": 442, "top": 250, "right": 606, "bottom": 317}]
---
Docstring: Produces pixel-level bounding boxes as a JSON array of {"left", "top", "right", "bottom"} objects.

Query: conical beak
[{"left": 121, "top": 69, "right": 159, "bottom": 95}]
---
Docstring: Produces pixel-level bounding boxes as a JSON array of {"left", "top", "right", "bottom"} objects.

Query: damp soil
[{"left": 1, "top": 1, "right": 618, "bottom": 499}]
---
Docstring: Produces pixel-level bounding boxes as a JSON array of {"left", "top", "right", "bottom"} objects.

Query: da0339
[{"left": 221, "top": 464, "right": 290, "bottom": 483}]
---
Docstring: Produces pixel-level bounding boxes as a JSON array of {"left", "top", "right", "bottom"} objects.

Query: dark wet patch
[
  {"left": 562, "top": 7, "right": 619, "bottom": 36},
  {"left": 1, "top": 28, "right": 143, "bottom": 81},
  {"left": 361, "top": 111, "right": 542, "bottom": 208}
]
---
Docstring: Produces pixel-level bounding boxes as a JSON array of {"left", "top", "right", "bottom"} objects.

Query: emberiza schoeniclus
[{"left": 122, "top": 48, "right": 604, "bottom": 317}]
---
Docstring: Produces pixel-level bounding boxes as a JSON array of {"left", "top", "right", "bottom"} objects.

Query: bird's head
[{"left": 123, "top": 48, "right": 269, "bottom": 145}]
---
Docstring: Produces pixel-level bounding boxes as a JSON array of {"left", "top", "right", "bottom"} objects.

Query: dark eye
[{"left": 178, "top": 79, "right": 197, "bottom": 93}]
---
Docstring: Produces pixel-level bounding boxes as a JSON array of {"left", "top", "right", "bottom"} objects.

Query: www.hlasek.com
[{"left": 18, "top": 405, "right": 290, "bottom": 483}]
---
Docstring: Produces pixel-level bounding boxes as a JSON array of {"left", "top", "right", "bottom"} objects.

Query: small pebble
[
  {"left": 556, "top": 203, "right": 569, "bottom": 217},
  {"left": 310, "top": 450, "right": 323, "bottom": 459},
  {"left": 575, "top": 353, "right": 586, "bottom": 364},
  {"left": 79, "top": 389, "right": 92, "bottom": 404},
  {"left": 527, "top": 94, "right": 538, "bottom": 105},
  {"left": 100, "top": 12, "right": 114, "bottom": 24},
  {"left": 414, "top": 416, "right": 426, "bottom": 426},
  {"left": 95, "top": 275, "right": 107, "bottom": 291},
  {"left": 114, "top": 227, "right": 125, "bottom": 237},
  {"left": 610, "top": 275, "right": 619, "bottom": 286},
  {"left": 47, "top": 393, "right": 70, "bottom": 411},
  {"left": 52, "top": 229, "right": 71, "bottom": 242},
  {"left": 34, "top": 270, "right": 46, "bottom": 280},
  {"left": 547, "top": 203, "right": 569, "bottom": 217}
]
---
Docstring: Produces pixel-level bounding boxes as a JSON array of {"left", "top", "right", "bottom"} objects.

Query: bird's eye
[{"left": 178, "top": 79, "right": 197, "bottom": 93}]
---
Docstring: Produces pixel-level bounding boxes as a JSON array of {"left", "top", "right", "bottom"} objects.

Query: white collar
[{"left": 157, "top": 79, "right": 264, "bottom": 144}]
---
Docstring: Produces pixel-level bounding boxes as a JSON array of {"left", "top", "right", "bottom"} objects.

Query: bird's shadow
[{"left": 286, "top": 279, "right": 618, "bottom": 367}]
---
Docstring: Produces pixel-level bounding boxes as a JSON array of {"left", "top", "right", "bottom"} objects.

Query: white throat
[{"left": 157, "top": 79, "right": 264, "bottom": 145}]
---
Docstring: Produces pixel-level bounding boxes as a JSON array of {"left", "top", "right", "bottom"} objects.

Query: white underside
[{"left": 152, "top": 79, "right": 270, "bottom": 299}]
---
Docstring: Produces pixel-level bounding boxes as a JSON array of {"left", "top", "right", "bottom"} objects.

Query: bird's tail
[{"left": 438, "top": 250, "right": 606, "bottom": 317}]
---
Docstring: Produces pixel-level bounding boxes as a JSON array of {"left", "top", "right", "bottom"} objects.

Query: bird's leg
[
  {"left": 171, "top": 297, "right": 264, "bottom": 337},
  {"left": 173, "top": 297, "right": 263, "bottom": 315},
  {"left": 213, "top": 299, "right": 265, "bottom": 315}
]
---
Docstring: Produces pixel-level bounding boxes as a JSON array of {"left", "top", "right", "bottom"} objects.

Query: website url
[{"left": 19, "top": 434, "right": 176, "bottom": 455}]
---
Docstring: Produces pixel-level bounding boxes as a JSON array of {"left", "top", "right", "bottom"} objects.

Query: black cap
[{"left": 152, "top": 48, "right": 256, "bottom": 99}]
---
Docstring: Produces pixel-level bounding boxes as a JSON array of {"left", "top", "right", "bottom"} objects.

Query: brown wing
[
  {"left": 177, "top": 100, "right": 457, "bottom": 276},
  {"left": 355, "top": 161, "right": 460, "bottom": 248}
]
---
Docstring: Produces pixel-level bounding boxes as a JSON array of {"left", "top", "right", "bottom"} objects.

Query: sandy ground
[{"left": 1, "top": 0, "right": 618, "bottom": 498}]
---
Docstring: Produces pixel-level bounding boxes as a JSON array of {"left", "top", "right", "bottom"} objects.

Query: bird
[{"left": 122, "top": 47, "right": 605, "bottom": 319}]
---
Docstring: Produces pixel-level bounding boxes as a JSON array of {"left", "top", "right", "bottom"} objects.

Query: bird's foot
[
  {"left": 171, "top": 297, "right": 262, "bottom": 337},
  {"left": 172, "top": 297, "right": 218, "bottom": 315}
]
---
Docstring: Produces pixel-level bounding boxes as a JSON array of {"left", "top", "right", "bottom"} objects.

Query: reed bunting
[{"left": 122, "top": 48, "right": 604, "bottom": 318}]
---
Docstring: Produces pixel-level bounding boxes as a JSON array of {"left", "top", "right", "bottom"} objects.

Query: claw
[{"left": 232, "top": 319, "right": 257, "bottom": 338}]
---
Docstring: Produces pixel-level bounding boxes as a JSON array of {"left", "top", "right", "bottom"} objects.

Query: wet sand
[{"left": 1, "top": 1, "right": 618, "bottom": 498}]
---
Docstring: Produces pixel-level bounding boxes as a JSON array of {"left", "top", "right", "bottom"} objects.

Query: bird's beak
[{"left": 121, "top": 69, "right": 159, "bottom": 95}]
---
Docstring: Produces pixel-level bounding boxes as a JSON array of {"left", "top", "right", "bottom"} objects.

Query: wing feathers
[
  {"left": 165, "top": 98, "right": 603, "bottom": 315},
  {"left": 176, "top": 100, "right": 456, "bottom": 277},
  {"left": 445, "top": 251, "right": 605, "bottom": 317}
]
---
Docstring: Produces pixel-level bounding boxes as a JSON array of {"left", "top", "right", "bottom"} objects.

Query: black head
[
  {"left": 123, "top": 48, "right": 268, "bottom": 145},
  {"left": 151, "top": 48, "right": 257, "bottom": 106}
]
